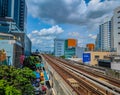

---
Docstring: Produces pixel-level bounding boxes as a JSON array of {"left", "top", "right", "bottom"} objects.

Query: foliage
[
  {"left": 60, "top": 55, "right": 65, "bottom": 59},
  {"left": 23, "top": 56, "right": 40, "bottom": 70},
  {"left": 0, "top": 65, "right": 35, "bottom": 95}
]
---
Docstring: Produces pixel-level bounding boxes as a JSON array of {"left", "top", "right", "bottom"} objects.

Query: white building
[
  {"left": 99, "top": 18, "right": 112, "bottom": 51},
  {"left": 113, "top": 6, "right": 120, "bottom": 55},
  {"left": 54, "top": 39, "right": 65, "bottom": 57}
]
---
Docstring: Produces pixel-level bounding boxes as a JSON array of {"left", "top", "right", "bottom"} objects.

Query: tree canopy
[{"left": 0, "top": 65, "right": 35, "bottom": 95}]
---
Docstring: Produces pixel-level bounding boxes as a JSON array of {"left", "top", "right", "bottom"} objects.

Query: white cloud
[
  {"left": 30, "top": 25, "right": 63, "bottom": 37},
  {"left": 28, "top": 25, "right": 64, "bottom": 51},
  {"left": 68, "top": 32, "right": 80, "bottom": 37},
  {"left": 88, "top": 34, "right": 97, "bottom": 39},
  {"left": 27, "top": 0, "right": 120, "bottom": 29}
]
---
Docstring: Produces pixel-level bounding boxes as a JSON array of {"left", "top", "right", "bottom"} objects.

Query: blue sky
[{"left": 26, "top": 0, "right": 120, "bottom": 51}]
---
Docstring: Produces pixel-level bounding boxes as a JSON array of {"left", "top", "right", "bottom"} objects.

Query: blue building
[{"left": 0, "top": 0, "right": 27, "bottom": 32}]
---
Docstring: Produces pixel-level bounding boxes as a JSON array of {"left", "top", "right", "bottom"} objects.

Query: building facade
[
  {"left": 100, "top": 20, "right": 112, "bottom": 51},
  {"left": 95, "top": 34, "right": 101, "bottom": 51},
  {"left": 54, "top": 39, "right": 77, "bottom": 58},
  {"left": 97, "top": 19, "right": 112, "bottom": 51},
  {"left": 0, "top": 33, "right": 23, "bottom": 67},
  {"left": 113, "top": 6, "right": 120, "bottom": 54},
  {"left": 0, "top": 0, "right": 27, "bottom": 32},
  {"left": 54, "top": 39, "right": 65, "bottom": 57},
  {"left": 75, "top": 47, "right": 84, "bottom": 58},
  {"left": 83, "top": 51, "right": 116, "bottom": 66},
  {"left": 86, "top": 43, "right": 95, "bottom": 51},
  {"left": 0, "top": 0, "right": 31, "bottom": 66},
  {"left": 64, "top": 39, "right": 77, "bottom": 58}
]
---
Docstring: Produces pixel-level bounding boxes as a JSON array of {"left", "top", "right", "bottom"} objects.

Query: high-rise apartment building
[
  {"left": 97, "top": 19, "right": 112, "bottom": 51},
  {"left": 0, "top": 0, "right": 27, "bottom": 32},
  {"left": 113, "top": 6, "right": 120, "bottom": 54}
]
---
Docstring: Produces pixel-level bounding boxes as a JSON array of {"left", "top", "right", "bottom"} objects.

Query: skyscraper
[
  {"left": 98, "top": 19, "right": 112, "bottom": 51},
  {"left": 0, "top": 0, "right": 27, "bottom": 32}
]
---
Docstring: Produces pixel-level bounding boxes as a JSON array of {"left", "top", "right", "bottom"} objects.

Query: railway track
[
  {"left": 42, "top": 54, "right": 120, "bottom": 95},
  {"left": 47, "top": 54, "right": 120, "bottom": 87}
]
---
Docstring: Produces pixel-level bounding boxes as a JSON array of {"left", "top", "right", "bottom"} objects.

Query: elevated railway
[{"left": 41, "top": 54, "right": 120, "bottom": 95}]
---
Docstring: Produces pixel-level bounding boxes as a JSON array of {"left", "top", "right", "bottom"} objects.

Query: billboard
[{"left": 83, "top": 53, "right": 91, "bottom": 63}]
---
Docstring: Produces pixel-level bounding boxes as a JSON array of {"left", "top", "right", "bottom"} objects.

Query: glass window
[{"left": 95, "top": 55, "right": 99, "bottom": 59}]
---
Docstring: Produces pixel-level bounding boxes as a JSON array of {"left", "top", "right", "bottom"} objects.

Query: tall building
[
  {"left": 64, "top": 39, "right": 77, "bottom": 58},
  {"left": 95, "top": 34, "right": 101, "bottom": 51},
  {"left": 113, "top": 6, "right": 120, "bottom": 54},
  {"left": 14, "top": 0, "right": 27, "bottom": 32},
  {"left": 0, "top": 0, "right": 31, "bottom": 66},
  {"left": 0, "top": 0, "right": 27, "bottom": 32},
  {"left": 54, "top": 38, "right": 77, "bottom": 58},
  {"left": 98, "top": 19, "right": 112, "bottom": 51},
  {"left": 54, "top": 39, "right": 65, "bottom": 57}
]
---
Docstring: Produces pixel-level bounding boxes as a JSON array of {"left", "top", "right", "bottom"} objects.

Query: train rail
[
  {"left": 47, "top": 54, "right": 120, "bottom": 87},
  {"left": 42, "top": 54, "right": 120, "bottom": 95}
]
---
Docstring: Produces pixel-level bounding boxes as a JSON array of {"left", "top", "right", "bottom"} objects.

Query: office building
[
  {"left": 54, "top": 39, "right": 65, "bottom": 57},
  {"left": 64, "top": 39, "right": 77, "bottom": 58},
  {"left": 0, "top": 0, "right": 27, "bottom": 32},
  {"left": 54, "top": 38, "right": 77, "bottom": 58}
]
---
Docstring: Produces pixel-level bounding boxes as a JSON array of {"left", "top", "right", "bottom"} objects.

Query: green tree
[
  {"left": 0, "top": 65, "right": 35, "bottom": 95},
  {"left": 60, "top": 55, "right": 65, "bottom": 59}
]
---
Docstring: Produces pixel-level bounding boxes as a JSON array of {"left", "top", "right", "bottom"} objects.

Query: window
[
  {"left": 117, "top": 10, "right": 120, "bottom": 13},
  {"left": 118, "top": 32, "right": 120, "bottom": 34},
  {"left": 118, "top": 42, "right": 120, "bottom": 45},
  {"left": 118, "top": 27, "right": 120, "bottom": 29},
  {"left": 118, "top": 16, "right": 120, "bottom": 18},
  {"left": 95, "top": 55, "right": 99, "bottom": 59}
]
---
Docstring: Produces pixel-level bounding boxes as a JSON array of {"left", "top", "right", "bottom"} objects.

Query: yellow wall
[{"left": 85, "top": 52, "right": 116, "bottom": 65}]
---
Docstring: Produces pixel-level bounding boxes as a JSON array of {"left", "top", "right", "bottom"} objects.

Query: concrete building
[
  {"left": 0, "top": 0, "right": 31, "bottom": 56},
  {"left": 83, "top": 51, "right": 116, "bottom": 66},
  {"left": 99, "top": 19, "right": 112, "bottom": 51},
  {"left": 54, "top": 39, "right": 65, "bottom": 57},
  {"left": 113, "top": 6, "right": 120, "bottom": 54},
  {"left": 0, "top": 33, "right": 23, "bottom": 67},
  {"left": 86, "top": 43, "right": 95, "bottom": 51}
]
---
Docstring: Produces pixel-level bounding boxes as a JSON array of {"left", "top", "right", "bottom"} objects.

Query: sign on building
[{"left": 83, "top": 53, "right": 91, "bottom": 63}]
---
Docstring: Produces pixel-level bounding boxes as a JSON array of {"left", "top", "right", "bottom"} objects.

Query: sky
[{"left": 26, "top": 0, "right": 120, "bottom": 52}]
